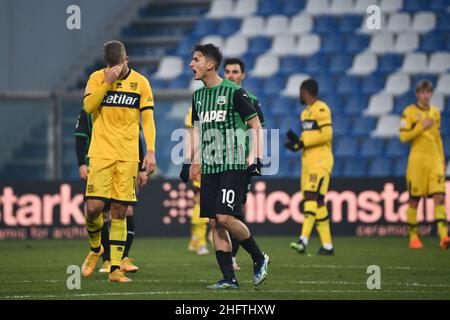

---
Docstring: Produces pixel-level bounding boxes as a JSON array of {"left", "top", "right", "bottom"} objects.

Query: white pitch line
[{"left": 2, "top": 288, "right": 443, "bottom": 299}]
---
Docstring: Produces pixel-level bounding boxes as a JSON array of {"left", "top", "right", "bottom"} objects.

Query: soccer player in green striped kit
[{"left": 188, "top": 44, "right": 269, "bottom": 289}]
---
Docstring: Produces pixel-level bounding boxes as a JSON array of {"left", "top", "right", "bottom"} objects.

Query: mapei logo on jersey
[
  {"left": 217, "top": 96, "right": 227, "bottom": 105},
  {"left": 199, "top": 110, "right": 227, "bottom": 123},
  {"left": 102, "top": 91, "right": 140, "bottom": 108},
  {"left": 302, "top": 120, "right": 319, "bottom": 130}
]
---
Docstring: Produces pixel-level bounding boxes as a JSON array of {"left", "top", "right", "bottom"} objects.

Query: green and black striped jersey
[
  {"left": 74, "top": 109, "right": 93, "bottom": 165},
  {"left": 191, "top": 79, "right": 258, "bottom": 174}
]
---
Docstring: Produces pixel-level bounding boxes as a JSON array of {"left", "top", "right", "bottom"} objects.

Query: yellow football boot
[{"left": 81, "top": 246, "right": 104, "bottom": 277}]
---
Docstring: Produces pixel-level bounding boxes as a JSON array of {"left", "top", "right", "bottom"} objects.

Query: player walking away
[
  {"left": 399, "top": 80, "right": 450, "bottom": 250},
  {"left": 285, "top": 79, "right": 334, "bottom": 256},
  {"left": 223, "top": 58, "right": 265, "bottom": 271},
  {"left": 188, "top": 43, "right": 269, "bottom": 289},
  {"left": 74, "top": 109, "right": 148, "bottom": 273},
  {"left": 180, "top": 107, "right": 210, "bottom": 256},
  {"left": 81, "top": 40, "right": 157, "bottom": 283}
]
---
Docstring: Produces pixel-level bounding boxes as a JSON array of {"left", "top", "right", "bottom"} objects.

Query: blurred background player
[
  {"left": 285, "top": 79, "right": 334, "bottom": 256},
  {"left": 180, "top": 107, "right": 209, "bottom": 256},
  {"left": 222, "top": 58, "right": 265, "bottom": 271},
  {"left": 399, "top": 80, "right": 449, "bottom": 250},
  {"left": 81, "top": 40, "right": 156, "bottom": 283},
  {"left": 74, "top": 109, "right": 148, "bottom": 273},
  {"left": 188, "top": 43, "right": 269, "bottom": 289}
]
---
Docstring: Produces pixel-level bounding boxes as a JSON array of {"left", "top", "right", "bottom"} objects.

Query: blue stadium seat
[
  {"left": 314, "top": 16, "right": 339, "bottom": 34},
  {"left": 352, "top": 117, "right": 376, "bottom": 137},
  {"left": 263, "top": 75, "right": 286, "bottom": 96},
  {"left": 394, "top": 158, "right": 408, "bottom": 177},
  {"left": 329, "top": 54, "right": 353, "bottom": 74},
  {"left": 441, "top": 116, "right": 450, "bottom": 136},
  {"left": 321, "top": 94, "right": 343, "bottom": 111},
  {"left": 378, "top": 54, "right": 403, "bottom": 73},
  {"left": 342, "top": 158, "right": 367, "bottom": 177},
  {"left": 193, "top": 19, "right": 218, "bottom": 37},
  {"left": 244, "top": 77, "right": 264, "bottom": 97},
  {"left": 368, "top": 159, "right": 392, "bottom": 177},
  {"left": 149, "top": 79, "right": 168, "bottom": 90},
  {"left": 444, "top": 137, "right": 450, "bottom": 157},
  {"left": 271, "top": 96, "right": 296, "bottom": 116},
  {"left": 279, "top": 56, "right": 305, "bottom": 75},
  {"left": 335, "top": 137, "right": 358, "bottom": 158},
  {"left": 346, "top": 35, "right": 369, "bottom": 54},
  {"left": 360, "top": 138, "right": 385, "bottom": 158},
  {"left": 386, "top": 138, "right": 409, "bottom": 158},
  {"left": 218, "top": 18, "right": 241, "bottom": 37},
  {"left": 240, "top": 53, "right": 256, "bottom": 71},
  {"left": 344, "top": 96, "right": 368, "bottom": 116},
  {"left": 431, "top": 0, "right": 449, "bottom": 10},
  {"left": 393, "top": 94, "right": 414, "bottom": 114},
  {"left": 437, "top": 13, "right": 450, "bottom": 31},
  {"left": 248, "top": 37, "right": 272, "bottom": 55},
  {"left": 411, "top": 74, "right": 437, "bottom": 88},
  {"left": 420, "top": 33, "right": 445, "bottom": 52},
  {"left": 403, "top": 1, "right": 429, "bottom": 11},
  {"left": 361, "top": 74, "right": 385, "bottom": 95},
  {"left": 282, "top": 0, "right": 306, "bottom": 16},
  {"left": 315, "top": 75, "right": 335, "bottom": 95},
  {"left": 167, "top": 75, "right": 191, "bottom": 89},
  {"left": 321, "top": 35, "right": 346, "bottom": 53},
  {"left": 336, "top": 76, "right": 361, "bottom": 94},
  {"left": 258, "top": 0, "right": 283, "bottom": 16},
  {"left": 339, "top": 16, "right": 363, "bottom": 33},
  {"left": 305, "top": 54, "right": 329, "bottom": 74}
]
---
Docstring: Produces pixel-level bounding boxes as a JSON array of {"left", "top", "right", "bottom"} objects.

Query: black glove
[
  {"left": 247, "top": 158, "right": 262, "bottom": 177},
  {"left": 179, "top": 163, "right": 191, "bottom": 183},
  {"left": 284, "top": 129, "right": 303, "bottom": 152}
]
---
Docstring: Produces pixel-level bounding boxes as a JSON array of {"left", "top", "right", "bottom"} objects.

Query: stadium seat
[
  {"left": 360, "top": 138, "right": 385, "bottom": 158},
  {"left": 289, "top": 14, "right": 313, "bottom": 34},
  {"left": 412, "top": 12, "right": 437, "bottom": 33},
  {"left": 430, "top": 0, "right": 449, "bottom": 11},
  {"left": 265, "top": 15, "right": 290, "bottom": 36},
  {"left": 364, "top": 93, "right": 394, "bottom": 116},
  {"left": 223, "top": 35, "right": 248, "bottom": 56},
  {"left": 240, "top": 16, "right": 265, "bottom": 36},
  {"left": 352, "top": 117, "right": 377, "bottom": 137},
  {"left": 335, "top": 137, "right": 359, "bottom": 158},
  {"left": 282, "top": 74, "right": 310, "bottom": 97},
  {"left": 321, "top": 35, "right": 346, "bottom": 53},
  {"left": 346, "top": 35, "right": 370, "bottom": 54},
  {"left": 379, "top": 0, "right": 403, "bottom": 13},
  {"left": 296, "top": 34, "right": 321, "bottom": 56},
  {"left": 154, "top": 56, "right": 183, "bottom": 80},
  {"left": 207, "top": 0, "right": 234, "bottom": 18},
  {"left": 339, "top": 16, "right": 363, "bottom": 33},
  {"left": 394, "top": 33, "right": 419, "bottom": 53},
  {"left": 384, "top": 73, "right": 410, "bottom": 96},
  {"left": 369, "top": 159, "right": 392, "bottom": 177},
  {"left": 342, "top": 159, "right": 367, "bottom": 177},
  {"left": 361, "top": 74, "right": 385, "bottom": 95},
  {"left": 378, "top": 54, "right": 402, "bottom": 73},
  {"left": 279, "top": 56, "right": 305, "bottom": 75},
  {"left": 348, "top": 52, "right": 377, "bottom": 75},
  {"left": 394, "top": 158, "right": 408, "bottom": 176},
  {"left": 401, "top": 53, "right": 428, "bottom": 74},
  {"left": 263, "top": 75, "right": 286, "bottom": 95},
  {"left": 193, "top": 19, "right": 219, "bottom": 37},
  {"left": 344, "top": 96, "right": 368, "bottom": 115},
  {"left": 336, "top": 75, "right": 361, "bottom": 94},
  {"left": 248, "top": 36, "right": 272, "bottom": 55},
  {"left": 314, "top": 16, "right": 339, "bottom": 34},
  {"left": 331, "top": 116, "right": 351, "bottom": 136},
  {"left": 271, "top": 96, "right": 296, "bottom": 115},
  {"left": 419, "top": 33, "right": 445, "bottom": 52},
  {"left": 232, "top": 0, "right": 258, "bottom": 17},
  {"left": 305, "top": 54, "right": 328, "bottom": 74},
  {"left": 283, "top": 0, "right": 307, "bottom": 16},
  {"left": 387, "top": 13, "right": 411, "bottom": 33},
  {"left": 354, "top": 0, "right": 380, "bottom": 14},
  {"left": 305, "top": 0, "right": 330, "bottom": 15},
  {"left": 217, "top": 18, "right": 241, "bottom": 36},
  {"left": 435, "top": 74, "right": 450, "bottom": 94},
  {"left": 369, "top": 33, "right": 395, "bottom": 54},
  {"left": 270, "top": 34, "right": 298, "bottom": 56},
  {"left": 258, "top": 0, "right": 283, "bottom": 16},
  {"left": 200, "top": 35, "right": 224, "bottom": 47},
  {"left": 329, "top": 54, "right": 353, "bottom": 74},
  {"left": 385, "top": 138, "right": 409, "bottom": 158},
  {"left": 430, "top": 93, "right": 445, "bottom": 111},
  {"left": 427, "top": 52, "right": 450, "bottom": 74},
  {"left": 189, "top": 79, "right": 204, "bottom": 92},
  {"left": 329, "top": 0, "right": 354, "bottom": 15},
  {"left": 404, "top": 1, "right": 429, "bottom": 12},
  {"left": 372, "top": 115, "right": 401, "bottom": 138},
  {"left": 250, "top": 54, "right": 280, "bottom": 77}
]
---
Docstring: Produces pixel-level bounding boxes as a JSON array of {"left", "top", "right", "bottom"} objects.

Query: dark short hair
[
  {"left": 300, "top": 78, "right": 319, "bottom": 97},
  {"left": 192, "top": 43, "right": 223, "bottom": 71},
  {"left": 223, "top": 58, "right": 246, "bottom": 73},
  {"left": 104, "top": 40, "right": 126, "bottom": 66},
  {"left": 416, "top": 80, "right": 433, "bottom": 93}
]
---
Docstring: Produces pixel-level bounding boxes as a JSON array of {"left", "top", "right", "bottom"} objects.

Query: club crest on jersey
[
  {"left": 102, "top": 91, "right": 140, "bottom": 108},
  {"left": 199, "top": 110, "right": 227, "bottom": 123},
  {"left": 217, "top": 96, "right": 227, "bottom": 105}
]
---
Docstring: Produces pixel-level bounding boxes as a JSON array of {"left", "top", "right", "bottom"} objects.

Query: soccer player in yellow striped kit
[
  {"left": 81, "top": 40, "right": 157, "bottom": 282},
  {"left": 400, "top": 80, "right": 449, "bottom": 250},
  {"left": 285, "top": 79, "right": 334, "bottom": 255}
]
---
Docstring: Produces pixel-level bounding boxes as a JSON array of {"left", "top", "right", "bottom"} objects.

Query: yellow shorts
[
  {"left": 301, "top": 167, "right": 331, "bottom": 197},
  {"left": 85, "top": 157, "right": 138, "bottom": 205},
  {"left": 406, "top": 155, "right": 445, "bottom": 197}
]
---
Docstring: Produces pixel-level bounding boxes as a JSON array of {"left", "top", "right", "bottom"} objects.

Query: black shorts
[{"left": 200, "top": 170, "right": 247, "bottom": 218}]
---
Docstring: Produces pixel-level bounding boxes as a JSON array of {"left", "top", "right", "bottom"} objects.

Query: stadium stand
[{"left": 1, "top": 0, "right": 449, "bottom": 180}]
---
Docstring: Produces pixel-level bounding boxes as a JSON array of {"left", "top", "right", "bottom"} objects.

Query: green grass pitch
[{"left": 0, "top": 236, "right": 449, "bottom": 300}]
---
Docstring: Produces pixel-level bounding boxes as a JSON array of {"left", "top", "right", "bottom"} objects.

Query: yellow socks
[
  {"left": 191, "top": 203, "right": 208, "bottom": 247},
  {"left": 316, "top": 205, "right": 332, "bottom": 249},
  {"left": 435, "top": 205, "right": 448, "bottom": 241},
  {"left": 301, "top": 200, "right": 317, "bottom": 243},
  {"left": 86, "top": 213, "right": 103, "bottom": 251},
  {"left": 406, "top": 207, "right": 419, "bottom": 240},
  {"left": 110, "top": 219, "right": 127, "bottom": 269}
]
